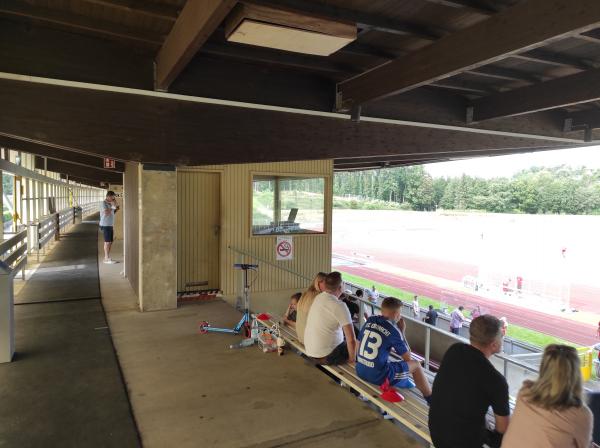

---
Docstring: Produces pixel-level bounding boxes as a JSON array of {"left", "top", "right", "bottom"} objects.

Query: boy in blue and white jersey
[{"left": 356, "top": 297, "right": 432, "bottom": 404}]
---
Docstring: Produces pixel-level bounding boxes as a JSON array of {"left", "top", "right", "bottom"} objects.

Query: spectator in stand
[
  {"left": 295, "top": 272, "right": 326, "bottom": 344},
  {"left": 450, "top": 306, "right": 466, "bottom": 335},
  {"left": 471, "top": 305, "right": 482, "bottom": 319},
  {"left": 412, "top": 295, "right": 420, "bottom": 318},
  {"left": 356, "top": 297, "right": 432, "bottom": 404},
  {"left": 424, "top": 305, "right": 438, "bottom": 326},
  {"left": 429, "top": 315, "right": 510, "bottom": 448},
  {"left": 304, "top": 272, "right": 357, "bottom": 365},
  {"left": 501, "top": 344, "right": 592, "bottom": 448},
  {"left": 282, "top": 292, "right": 302, "bottom": 328},
  {"left": 596, "top": 320, "right": 600, "bottom": 339},
  {"left": 368, "top": 285, "right": 379, "bottom": 303},
  {"left": 341, "top": 290, "right": 360, "bottom": 320},
  {"left": 499, "top": 317, "right": 508, "bottom": 337}
]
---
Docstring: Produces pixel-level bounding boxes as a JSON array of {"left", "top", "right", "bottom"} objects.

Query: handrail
[
  {"left": 227, "top": 246, "right": 312, "bottom": 282},
  {"left": 0, "top": 228, "right": 27, "bottom": 279},
  {"left": 344, "top": 282, "right": 544, "bottom": 357},
  {"left": 343, "top": 285, "right": 549, "bottom": 398}
]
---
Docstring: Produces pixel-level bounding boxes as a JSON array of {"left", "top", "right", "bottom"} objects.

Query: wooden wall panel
[
  {"left": 182, "top": 160, "right": 333, "bottom": 298},
  {"left": 177, "top": 171, "right": 220, "bottom": 291}
]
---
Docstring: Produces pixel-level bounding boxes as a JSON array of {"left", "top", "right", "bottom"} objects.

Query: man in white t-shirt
[
  {"left": 304, "top": 272, "right": 357, "bottom": 365},
  {"left": 412, "top": 295, "right": 420, "bottom": 318}
]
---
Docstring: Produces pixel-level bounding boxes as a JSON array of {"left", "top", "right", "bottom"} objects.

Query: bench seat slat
[{"left": 259, "top": 316, "right": 433, "bottom": 444}]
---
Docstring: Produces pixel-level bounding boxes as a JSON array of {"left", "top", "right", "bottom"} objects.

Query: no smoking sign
[{"left": 276, "top": 236, "right": 293, "bottom": 261}]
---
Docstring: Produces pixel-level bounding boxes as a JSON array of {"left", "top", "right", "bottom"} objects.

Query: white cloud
[{"left": 425, "top": 146, "right": 600, "bottom": 179}]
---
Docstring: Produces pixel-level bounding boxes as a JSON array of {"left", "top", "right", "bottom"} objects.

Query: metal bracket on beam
[
  {"left": 351, "top": 105, "right": 362, "bottom": 122},
  {"left": 563, "top": 118, "right": 592, "bottom": 142},
  {"left": 466, "top": 106, "right": 474, "bottom": 124}
]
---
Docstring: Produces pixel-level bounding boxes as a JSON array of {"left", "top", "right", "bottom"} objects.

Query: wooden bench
[{"left": 259, "top": 315, "right": 434, "bottom": 446}]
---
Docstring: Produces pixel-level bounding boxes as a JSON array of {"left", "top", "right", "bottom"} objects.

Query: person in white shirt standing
[
  {"left": 412, "top": 295, "right": 420, "bottom": 318},
  {"left": 99, "top": 191, "right": 119, "bottom": 264},
  {"left": 304, "top": 272, "right": 357, "bottom": 365}
]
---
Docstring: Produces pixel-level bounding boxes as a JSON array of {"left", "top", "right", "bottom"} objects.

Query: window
[{"left": 252, "top": 175, "right": 325, "bottom": 235}]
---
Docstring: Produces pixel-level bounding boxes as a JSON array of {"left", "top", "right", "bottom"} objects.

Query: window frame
[{"left": 249, "top": 172, "right": 329, "bottom": 237}]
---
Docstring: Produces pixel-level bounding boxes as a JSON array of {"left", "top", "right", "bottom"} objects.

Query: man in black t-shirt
[
  {"left": 423, "top": 305, "right": 438, "bottom": 326},
  {"left": 428, "top": 315, "right": 510, "bottom": 448}
]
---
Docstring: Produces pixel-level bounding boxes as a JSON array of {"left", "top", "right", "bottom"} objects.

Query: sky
[{"left": 424, "top": 146, "right": 600, "bottom": 179}]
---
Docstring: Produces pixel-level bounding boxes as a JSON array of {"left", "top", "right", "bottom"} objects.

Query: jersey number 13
[{"left": 359, "top": 330, "right": 383, "bottom": 360}]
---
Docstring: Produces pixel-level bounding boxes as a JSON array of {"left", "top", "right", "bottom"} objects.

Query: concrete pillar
[
  {"left": 0, "top": 169, "right": 3, "bottom": 241},
  {"left": 139, "top": 165, "right": 177, "bottom": 311},
  {"left": 0, "top": 265, "right": 14, "bottom": 363}
]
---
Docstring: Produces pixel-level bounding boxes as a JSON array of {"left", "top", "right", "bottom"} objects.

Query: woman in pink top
[{"left": 501, "top": 344, "right": 593, "bottom": 448}]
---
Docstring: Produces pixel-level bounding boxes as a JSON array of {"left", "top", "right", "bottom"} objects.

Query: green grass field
[{"left": 340, "top": 271, "right": 579, "bottom": 349}]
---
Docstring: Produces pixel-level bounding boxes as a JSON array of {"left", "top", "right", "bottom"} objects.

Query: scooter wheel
[
  {"left": 241, "top": 323, "right": 250, "bottom": 338},
  {"left": 199, "top": 321, "right": 210, "bottom": 334}
]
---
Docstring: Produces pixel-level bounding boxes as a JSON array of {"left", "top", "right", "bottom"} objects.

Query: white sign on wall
[{"left": 276, "top": 236, "right": 293, "bottom": 261}]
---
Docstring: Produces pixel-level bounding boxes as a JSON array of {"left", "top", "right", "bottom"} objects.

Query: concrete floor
[
  {"left": 0, "top": 219, "right": 139, "bottom": 448},
  {"left": 100, "top": 239, "right": 424, "bottom": 448},
  {"left": 15, "top": 218, "right": 101, "bottom": 304}
]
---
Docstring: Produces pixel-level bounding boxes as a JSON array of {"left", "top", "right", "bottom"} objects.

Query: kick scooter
[{"left": 199, "top": 263, "right": 258, "bottom": 338}]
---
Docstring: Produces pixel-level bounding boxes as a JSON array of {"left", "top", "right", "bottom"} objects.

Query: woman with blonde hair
[
  {"left": 295, "top": 272, "right": 326, "bottom": 344},
  {"left": 501, "top": 344, "right": 593, "bottom": 448}
]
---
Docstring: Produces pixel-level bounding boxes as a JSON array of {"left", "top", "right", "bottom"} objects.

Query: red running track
[
  {"left": 342, "top": 265, "right": 598, "bottom": 346},
  {"left": 334, "top": 248, "right": 600, "bottom": 313}
]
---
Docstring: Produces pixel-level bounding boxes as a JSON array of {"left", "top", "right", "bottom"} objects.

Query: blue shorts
[
  {"left": 100, "top": 226, "right": 113, "bottom": 243},
  {"left": 387, "top": 359, "right": 415, "bottom": 389}
]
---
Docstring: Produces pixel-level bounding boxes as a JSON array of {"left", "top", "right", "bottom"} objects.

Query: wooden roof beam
[
  {"left": 336, "top": 0, "right": 600, "bottom": 110},
  {"left": 0, "top": 134, "right": 125, "bottom": 172},
  {"left": 418, "top": 0, "right": 497, "bottom": 15},
  {"left": 334, "top": 146, "right": 565, "bottom": 167},
  {"left": 200, "top": 41, "right": 358, "bottom": 74},
  {"left": 155, "top": 0, "right": 238, "bottom": 91},
  {"left": 0, "top": 0, "right": 163, "bottom": 48},
  {"left": 243, "top": 0, "right": 441, "bottom": 41},
  {"left": 469, "top": 67, "right": 600, "bottom": 122},
  {"left": 36, "top": 158, "right": 123, "bottom": 184},
  {"left": 78, "top": 0, "right": 180, "bottom": 22}
]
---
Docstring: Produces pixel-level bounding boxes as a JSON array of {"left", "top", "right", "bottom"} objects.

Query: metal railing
[
  {"left": 80, "top": 201, "right": 101, "bottom": 217},
  {"left": 228, "top": 246, "right": 312, "bottom": 282},
  {"left": 0, "top": 229, "right": 28, "bottom": 364},
  {"left": 0, "top": 228, "right": 28, "bottom": 280},
  {"left": 30, "top": 202, "right": 101, "bottom": 260},
  {"left": 344, "top": 282, "right": 543, "bottom": 357},
  {"left": 58, "top": 207, "right": 74, "bottom": 230}
]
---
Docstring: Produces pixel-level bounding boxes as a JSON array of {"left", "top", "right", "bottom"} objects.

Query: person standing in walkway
[
  {"left": 501, "top": 344, "right": 592, "bottom": 448},
  {"left": 429, "top": 315, "right": 510, "bottom": 448},
  {"left": 449, "top": 306, "right": 466, "bottom": 335},
  {"left": 99, "top": 191, "right": 119, "bottom": 264},
  {"left": 295, "top": 272, "right": 326, "bottom": 344},
  {"left": 304, "top": 272, "right": 357, "bottom": 365}
]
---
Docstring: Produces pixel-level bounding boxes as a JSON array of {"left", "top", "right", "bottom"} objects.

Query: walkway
[{"left": 0, "top": 216, "right": 140, "bottom": 447}]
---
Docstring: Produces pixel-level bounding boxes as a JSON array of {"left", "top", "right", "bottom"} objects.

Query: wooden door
[{"left": 177, "top": 171, "right": 221, "bottom": 292}]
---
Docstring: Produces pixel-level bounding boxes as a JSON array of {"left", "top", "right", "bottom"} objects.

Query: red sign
[{"left": 104, "top": 158, "right": 116, "bottom": 169}]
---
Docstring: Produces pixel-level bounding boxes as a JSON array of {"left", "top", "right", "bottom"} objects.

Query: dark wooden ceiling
[{"left": 0, "top": 0, "right": 599, "bottom": 177}]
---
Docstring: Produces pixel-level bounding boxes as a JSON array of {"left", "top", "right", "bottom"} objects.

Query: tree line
[{"left": 333, "top": 165, "right": 600, "bottom": 215}]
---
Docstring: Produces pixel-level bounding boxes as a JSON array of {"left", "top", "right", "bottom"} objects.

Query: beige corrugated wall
[{"left": 178, "top": 160, "right": 333, "bottom": 304}]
